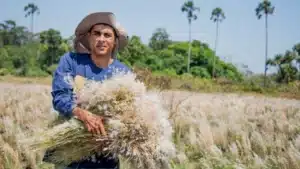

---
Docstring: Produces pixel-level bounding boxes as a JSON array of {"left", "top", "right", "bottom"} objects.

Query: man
[{"left": 50, "top": 12, "right": 131, "bottom": 169}]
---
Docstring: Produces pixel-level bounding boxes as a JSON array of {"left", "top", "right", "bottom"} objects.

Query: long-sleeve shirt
[{"left": 48, "top": 52, "right": 131, "bottom": 168}]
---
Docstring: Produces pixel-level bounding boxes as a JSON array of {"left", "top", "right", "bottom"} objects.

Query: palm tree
[
  {"left": 210, "top": 7, "right": 225, "bottom": 78},
  {"left": 293, "top": 43, "right": 300, "bottom": 71},
  {"left": 24, "top": 3, "right": 40, "bottom": 34},
  {"left": 255, "top": 0, "right": 275, "bottom": 87},
  {"left": 181, "top": 0, "right": 200, "bottom": 73},
  {"left": 267, "top": 51, "right": 297, "bottom": 83},
  {"left": 266, "top": 54, "right": 284, "bottom": 80}
]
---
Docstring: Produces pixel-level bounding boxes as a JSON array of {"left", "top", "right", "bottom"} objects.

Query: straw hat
[{"left": 73, "top": 12, "right": 128, "bottom": 54}]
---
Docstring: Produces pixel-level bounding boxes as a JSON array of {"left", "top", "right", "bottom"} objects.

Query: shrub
[{"left": 0, "top": 68, "right": 9, "bottom": 76}]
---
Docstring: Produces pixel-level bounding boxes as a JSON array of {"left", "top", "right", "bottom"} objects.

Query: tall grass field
[{"left": 0, "top": 81, "right": 299, "bottom": 169}]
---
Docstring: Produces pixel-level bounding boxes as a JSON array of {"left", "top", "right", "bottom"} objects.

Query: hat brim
[{"left": 74, "top": 12, "right": 128, "bottom": 53}]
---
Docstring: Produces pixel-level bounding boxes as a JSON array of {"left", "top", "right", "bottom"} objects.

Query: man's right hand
[{"left": 72, "top": 107, "right": 107, "bottom": 136}]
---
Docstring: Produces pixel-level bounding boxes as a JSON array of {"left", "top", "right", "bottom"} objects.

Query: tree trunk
[
  {"left": 278, "top": 64, "right": 283, "bottom": 83},
  {"left": 212, "top": 20, "right": 219, "bottom": 78},
  {"left": 264, "top": 14, "right": 268, "bottom": 87},
  {"left": 31, "top": 14, "right": 34, "bottom": 40},
  {"left": 187, "top": 20, "right": 191, "bottom": 73}
]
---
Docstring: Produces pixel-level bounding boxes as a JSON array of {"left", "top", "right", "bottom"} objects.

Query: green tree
[
  {"left": 211, "top": 7, "right": 225, "bottom": 78},
  {"left": 267, "top": 51, "right": 298, "bottom": 83},
  {"left": 255, "top": 0, "right": 275, "bottom": 86},
  {"left": 0, "top": 20, "right": 28, "bottom": 46},
  {"left": 119, "top": 35, "right": 151, "bottom": 67},
  {"left": 293, "top": 43, "right": 300, "bottom": 72},
  {"left": 149, "top": 28, "right": 171, "bottom": 51},
  {"left": 0, "top": 20, "right": 15, "bottom": 46},
  {"left": 39, "top": 29, "right": 63, "bottom": 67},
  {"left": 24, "top": 3, "right": 40, "bottom": 34},
  {"left": 181, "top": 0, "right": 200, "bottom": 73}
]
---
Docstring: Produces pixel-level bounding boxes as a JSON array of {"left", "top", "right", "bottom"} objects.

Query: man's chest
[
  {"left": 73, "top": 64, "right": 114, "bottom": 91},
  {"left": 74, "top": 64, "right": 114, "bottom": 80}
]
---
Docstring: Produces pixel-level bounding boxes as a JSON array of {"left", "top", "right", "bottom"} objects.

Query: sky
[{"left": 1, "top": 0, "right": 300, "bottom": 73}]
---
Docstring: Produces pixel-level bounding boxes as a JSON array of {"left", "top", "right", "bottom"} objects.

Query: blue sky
[{"left": 1, "top": 0, "right": 300, "bottom": 73}]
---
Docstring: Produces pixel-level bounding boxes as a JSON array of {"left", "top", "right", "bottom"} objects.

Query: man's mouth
[{"left": 97, "top": 46, "right": 106, "bottom": 49}]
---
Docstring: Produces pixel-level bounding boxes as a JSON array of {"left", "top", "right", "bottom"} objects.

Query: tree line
[
  {"left": 180, "top": 0, "right": 300, "bottom": 84},
  {"left": 0, "top": 0, "right": 299, "bottom": 85}
]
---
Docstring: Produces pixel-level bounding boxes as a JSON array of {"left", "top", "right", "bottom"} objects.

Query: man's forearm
[
  {"left": 52, "top": 91, "right": 77, "bottom": 117},
  {"left": 72, "top": 107, "right": 93, "bottom": 122}
]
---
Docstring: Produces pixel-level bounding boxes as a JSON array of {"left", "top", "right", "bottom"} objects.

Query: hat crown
[
  {"left": 74, "top": 12, "right": 128, "bottom": 53},
  {"left": 75, "top": 12, "right": 118, "bottom": 36}
]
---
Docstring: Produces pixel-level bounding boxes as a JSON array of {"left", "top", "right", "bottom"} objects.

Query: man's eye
[
  {"left": 92, "top": 31, "right": 101, "bottom": 36},
  {"left": 104, "top": 33, "right": 112, "bottom": 38}
]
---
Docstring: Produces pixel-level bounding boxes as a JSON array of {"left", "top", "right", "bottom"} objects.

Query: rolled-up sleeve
[{"left": 51, "top": 52, "right": 77, "bottom": 118}]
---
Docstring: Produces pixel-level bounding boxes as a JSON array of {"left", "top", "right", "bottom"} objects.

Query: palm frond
[
  {"left": 24, "top": 3, "right": 40, "bottom": 17},
  {"left": 211, "top": 7, "right": 225, "bottom": 22},
  {"left": 266, "top": 58, "right": 275, "bottom": 66}
]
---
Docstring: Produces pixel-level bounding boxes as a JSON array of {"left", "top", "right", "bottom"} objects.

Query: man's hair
[
  {"left": 88, "top": 23, "right": 118, "bottom": 39},
  {"left": 88, "top": 23, "right": 119, "bottom": 58}
]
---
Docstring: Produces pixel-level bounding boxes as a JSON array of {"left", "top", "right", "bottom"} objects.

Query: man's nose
[{"left": 97, "top": 34, "right": 105, "bottom": 41}]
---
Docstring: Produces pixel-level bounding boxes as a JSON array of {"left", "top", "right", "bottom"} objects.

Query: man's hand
[{"left": 72, "top": 107, "right": 107, "bottom": 136}]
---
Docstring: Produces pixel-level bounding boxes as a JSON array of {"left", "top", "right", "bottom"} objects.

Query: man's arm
[
  {"left": 51, "top": 52, "right": 77, "bottom": 118},
  {"left": 51, "top": 52, "right": 107, "bottom": 136}
]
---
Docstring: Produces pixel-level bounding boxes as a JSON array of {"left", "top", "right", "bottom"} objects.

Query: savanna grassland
[
  {"left": 1, "top": 0, "right": 300, "bottom": 168},
  {"left": 0, "top": 80, "right": 299, "bottom": 169}
]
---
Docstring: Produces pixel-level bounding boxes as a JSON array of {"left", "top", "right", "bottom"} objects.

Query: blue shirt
[
  {"left": 52, "top": 52, "right": 131, "bottom": 118},
  {"left": 49, "top": 52, "right": 131, "bottom": 168}
]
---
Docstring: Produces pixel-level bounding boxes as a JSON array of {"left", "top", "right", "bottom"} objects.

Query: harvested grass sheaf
[{"left": 21, "top": 73, "right": 176, "bottom": 169}]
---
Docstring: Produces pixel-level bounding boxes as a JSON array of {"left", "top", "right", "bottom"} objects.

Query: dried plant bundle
[{"left": 21, "top": 73, "right": 175, "bottom": 169}]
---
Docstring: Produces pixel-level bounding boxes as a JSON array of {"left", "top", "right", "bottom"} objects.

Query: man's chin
[{"left": 94, "top": 51, "right": 108, "bottom": 57}]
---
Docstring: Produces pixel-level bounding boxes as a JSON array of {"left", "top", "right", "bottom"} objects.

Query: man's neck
[{"left": 90, "top": 53, "right": 114, "bottom": 68}]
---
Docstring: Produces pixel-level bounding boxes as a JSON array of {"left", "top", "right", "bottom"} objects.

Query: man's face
[{"left": 88, "top": 24, "right": 116, "bottom": 57}]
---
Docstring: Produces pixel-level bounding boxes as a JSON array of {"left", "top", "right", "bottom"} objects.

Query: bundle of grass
[
  {"left": 22, "top": 72, "right": 175, "bottom": 169},
  {"left": 0, "top": 83, "right": 55, "bottom": 169}
]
